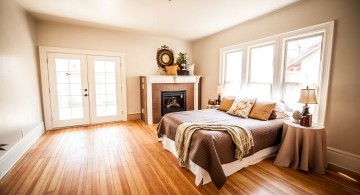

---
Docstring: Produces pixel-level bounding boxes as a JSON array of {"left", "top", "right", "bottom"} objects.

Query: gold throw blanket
[{"left": 175, "top": 123, "right": 254, "bottom": 167}]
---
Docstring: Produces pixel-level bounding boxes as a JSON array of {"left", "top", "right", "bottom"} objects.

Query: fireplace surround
[{"left": 140, "top": 75, "right": 201, "bottom": 124}]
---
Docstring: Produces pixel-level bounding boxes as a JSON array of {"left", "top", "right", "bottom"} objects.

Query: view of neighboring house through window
[{"left": 283, "top": 34, "right": 323, "bottom": 121}]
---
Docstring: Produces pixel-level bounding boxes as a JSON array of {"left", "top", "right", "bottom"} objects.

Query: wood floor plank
[{"left": 1, "top": 120, "right": 359, "bottom": 195}]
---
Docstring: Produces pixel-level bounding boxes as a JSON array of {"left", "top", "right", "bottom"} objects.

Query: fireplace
[
  {"left": 140, "top": 75, "right": 201, "bottom": 124},
  {"left": 161, "top": 91, "right": 186, "bottom": 116}
]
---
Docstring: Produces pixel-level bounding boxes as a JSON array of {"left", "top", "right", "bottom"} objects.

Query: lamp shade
[
  {"left": 298, "top": 86, "right": 318, "bottom": 104},
  {"left": 216, "top": 85, "right": 223, "bottom": 94}
]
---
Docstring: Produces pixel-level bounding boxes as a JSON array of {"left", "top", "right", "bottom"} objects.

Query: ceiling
[{"left": 17, "top": 0, "right": 299, "bottom": 41}]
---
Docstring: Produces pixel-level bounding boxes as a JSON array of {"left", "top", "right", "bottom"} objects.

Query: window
[
  {"left": 248, "top": 44, "right": 274, "bottom": 100},
  {"left": 283, "top": 34, "right": 323, "bottom": 122},
  {"left": 222, "top": 50, "right": 242, "bottom": 96},
  {"left": 220, "top": 22, "right": 334, "bottom": 124}
]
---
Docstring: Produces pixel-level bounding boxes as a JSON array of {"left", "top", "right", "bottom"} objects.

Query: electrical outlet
[{"left": 141, "top": 108, "right": 144, "bottom": 113}]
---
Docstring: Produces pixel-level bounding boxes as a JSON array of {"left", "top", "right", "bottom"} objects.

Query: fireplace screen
[{"left": 161, "top": 91, "right": 186, "bottom": 116}]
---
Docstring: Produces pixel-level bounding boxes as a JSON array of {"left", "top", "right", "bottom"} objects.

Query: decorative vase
[
  {"left": 292, "top": 110, "right": 302, "bottom": 124},
  {"left": 186, "top": 64, "right": 195, "bottom": 76}
]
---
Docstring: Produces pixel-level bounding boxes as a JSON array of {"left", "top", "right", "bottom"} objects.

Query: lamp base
[{"left": 301, "top": 103, "right": 310, "bottom": 116}]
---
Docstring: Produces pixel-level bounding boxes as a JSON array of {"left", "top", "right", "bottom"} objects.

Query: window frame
[{"left": 219, "top": 21, "right": 334, "bottom": 125}]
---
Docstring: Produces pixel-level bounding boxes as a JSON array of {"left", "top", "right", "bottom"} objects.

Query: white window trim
[{"left": 219, "top": 21, "right": 334, "bottom": 125}]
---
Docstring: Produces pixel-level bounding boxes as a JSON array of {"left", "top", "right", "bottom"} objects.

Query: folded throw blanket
[{"left": 175, "top": 123, "right": 254, "bottom": 167}]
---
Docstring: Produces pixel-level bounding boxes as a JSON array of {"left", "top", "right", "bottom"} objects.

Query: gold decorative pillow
[
  {"left": 165, "top": 65, "right": 178, "bottom": 75},
  {"left": 218, "top": 97, "right": 235, "bottom": 112},
  {"left": 249, "top": 101, "right": 276, "bottom": 121},
  {"left": 226, "top": 97, "right": 257, "bottom": 118}
]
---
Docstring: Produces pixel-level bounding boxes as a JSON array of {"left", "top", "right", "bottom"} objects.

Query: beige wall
[
  {"left": 0, "top": 0, "right": 43, "bottom": 157},
  {"left": 36, "top": 21, "right": 192, "bottom": 114},
  {"left": 193, "top": 0, "right": 360, "bottom": 169}
]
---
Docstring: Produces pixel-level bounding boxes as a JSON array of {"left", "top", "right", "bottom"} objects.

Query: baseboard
[
  {"left": 327, "top": 147, "right": 360, "bottom": 174},
  {"left": 0, "top": 122, "right": 45, "bottom": 180},
  {"left": 127, "top": 112, "right": 141, "bottom": 121}
]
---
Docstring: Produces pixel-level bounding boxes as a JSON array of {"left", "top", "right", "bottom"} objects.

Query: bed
[{"left": 157, "top": 109, "right": 285, "bottom": 189}]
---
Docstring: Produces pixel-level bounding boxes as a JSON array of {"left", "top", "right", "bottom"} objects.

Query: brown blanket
[{"left": 157, "top": 109, "right": 284, "bottom": 189}]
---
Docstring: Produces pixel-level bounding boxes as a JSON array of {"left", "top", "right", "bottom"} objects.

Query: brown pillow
[
  {"left": 218, "top": 97, "right": 235, "bottom": 112},
  {"left": 249, "top": 101, "right": 276, "bottom": 121},
  {"left": 165, "top": 65, "right": 178, "bottom": 75},
  {"left": 268, "top": 110, "right": 277, "bottom": 120}
]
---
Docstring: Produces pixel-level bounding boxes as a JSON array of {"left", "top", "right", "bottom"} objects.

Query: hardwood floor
[{"left": 0, "top": 120, "right": 359, "bottom": 194}]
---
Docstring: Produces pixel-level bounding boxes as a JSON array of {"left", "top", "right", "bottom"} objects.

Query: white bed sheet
[{"left": 160, "top": 135, "right": 278, "bottom": 185}]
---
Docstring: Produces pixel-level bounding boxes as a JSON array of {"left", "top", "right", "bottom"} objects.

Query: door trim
[{"left": 39, "top": 46, "right": 127, "bottom": 130}]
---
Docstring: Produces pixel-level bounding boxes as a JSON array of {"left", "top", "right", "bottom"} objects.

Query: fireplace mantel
[{"left": 140, "top": 75, "right": 201, "bottom": 125}]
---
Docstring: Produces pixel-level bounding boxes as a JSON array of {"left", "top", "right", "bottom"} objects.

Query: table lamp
[
  {"left": 216, "top": 85, "right": 223, "bottom": 104},
  {"left": 298, "top": 86, "right": 318, "bottom": 116}
]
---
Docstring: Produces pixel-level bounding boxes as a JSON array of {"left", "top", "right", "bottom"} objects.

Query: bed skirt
[{"left": 159, "top": 135, "right": 278, "bottom": 185}]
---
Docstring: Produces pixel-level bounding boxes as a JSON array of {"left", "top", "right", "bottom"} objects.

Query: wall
[
  {"left": 192, "top": 0, "right": 360, "bottom": 172},
  {"left": 0, "top": 0, "right": 43, "bottom": 158},
  {"left": 36, "top": 21, "right": 192, "bottom": 115}
]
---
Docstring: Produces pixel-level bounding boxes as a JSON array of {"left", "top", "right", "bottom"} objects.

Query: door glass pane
[
  {"left": 96, "top": 95, "right": 107, "bottom": 106},
  {"left": 59, "top": 108, "right": 71, "bottom": 120},
  {"left": 55, "top": 59, "right": 68, "bottom": 71},
  {"left": 69, "top": 73, "right": 81, "bottom": 83},
  {"left": 55, "top": 58, "right": 84, "bottom": 120},
  {"left": 58, "top": 96, "right": 71, "bottom": 108},
  {"left": 69, "top": 84, "right": 82, "bottom": 95},
  {"left": 105, "top": 84, "right": 116, "bottom": 95},
  {"left": 56, "top": 72, "right": 69, "bottom": 83},
  {"left": 70, "top": 96, "right": 83, "bottom": 107},
  {"left": 94, "top": 60, "right": 118, "bottom": 117},
  {"left": 69, "top": 60, "right": 81, "bottom": 71},
  {"left": 94, "top": 61, "right": 105, "bottom": 72},
  {"left": 71, "top": 107, "right": 84, "bottom": 119},
  {"left": 95, "top": 73, "right": 106, "bottom": 83},
  {"left": 96, "top": 106, "right": 107, "bottom": 117}
]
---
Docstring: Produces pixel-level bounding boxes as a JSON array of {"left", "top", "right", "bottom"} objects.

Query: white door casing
[{"left": 39, "top": 47, "right": 127, "bottom": 130}]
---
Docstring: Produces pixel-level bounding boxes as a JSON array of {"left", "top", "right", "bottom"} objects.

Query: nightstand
[
  {"left": 206, "top": 105, "right": 219, "bottom": 109},
  {"left": 274, "top": 120, "right": 327, "bottom": 174}
]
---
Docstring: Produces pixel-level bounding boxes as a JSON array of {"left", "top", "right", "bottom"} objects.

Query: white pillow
[
  {"left": 274, "top": 101, "right": 286, "bottom": 112},
  {"left": 226, "top": 97, "right": 257, "bottom": 118}
]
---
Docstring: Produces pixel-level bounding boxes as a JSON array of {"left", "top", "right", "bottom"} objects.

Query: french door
[{"left": 47, "top": 52, "right": 123, "bottom": 128}]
